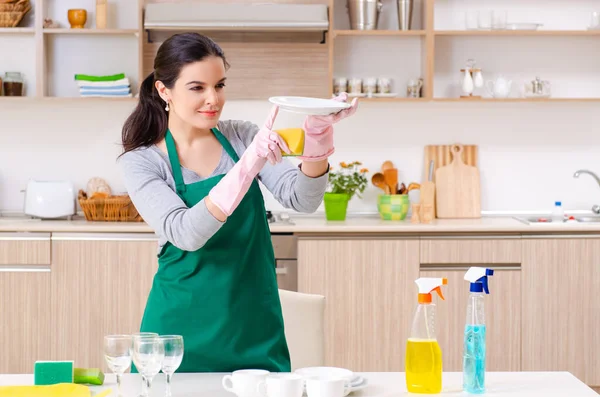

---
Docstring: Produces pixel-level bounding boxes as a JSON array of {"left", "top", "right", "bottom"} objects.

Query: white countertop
[
  {"left": 0, "top": 372, "right": 597, "bottom": 396},
  {"left": 1, "top": 214, "right": 599, "bottom": 234}
]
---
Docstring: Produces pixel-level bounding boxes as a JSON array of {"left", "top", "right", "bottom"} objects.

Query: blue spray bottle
[{"left": 462, "top": 267, "right": 494, "bottom": 394}]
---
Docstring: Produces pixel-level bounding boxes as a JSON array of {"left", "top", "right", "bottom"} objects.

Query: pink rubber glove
[
  {"left": 208, "top": 106, "right": 291, "bottom": 217},
  {"left": 298, "top": 93, "right": 358, "bottom": 162}
]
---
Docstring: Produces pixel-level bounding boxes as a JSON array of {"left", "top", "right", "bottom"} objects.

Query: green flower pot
[
  {"left": 377, "top": 194, "right": 410, "bottom": 221},
  {"left": 324, "top": 193, "right": 350, "bottom": 221}
]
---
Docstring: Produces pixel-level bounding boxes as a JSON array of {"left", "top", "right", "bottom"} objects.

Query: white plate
[
  {"left": 505, "top": 23, "right": 542, "bottom": 30},
  {"left": 269, "top": 96, "right": 351, "bottom": 115},
  {"left": 295, "top": 366, "right": 354, "bottom": 382}
]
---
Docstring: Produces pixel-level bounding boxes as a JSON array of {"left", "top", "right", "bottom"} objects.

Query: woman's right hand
[{"left": 251, "top": 105, "right": 291, "bottom": 165}]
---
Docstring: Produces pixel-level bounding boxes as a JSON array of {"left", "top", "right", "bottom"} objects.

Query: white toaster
[{"left": 23, "top": 180, "right": 76, "bottom": 219}]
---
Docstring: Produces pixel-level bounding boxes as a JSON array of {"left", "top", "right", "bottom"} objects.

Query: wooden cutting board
[
  {"left": 435, "top": 144, "right": 481, "bottom": 218},
  {"left": 423, "top": 145, "right": 478, "bottom": 183}
]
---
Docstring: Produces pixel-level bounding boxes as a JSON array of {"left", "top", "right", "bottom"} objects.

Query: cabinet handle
[
  {"left": 0, "top": 232, "right": 51, "bottom": 241},
  {"left": 0, "top": 265, "right": 50, "bottom": 272},
  {"left": 420, "top": 264, "right": 521, "bottom": 271},
  {"left": 276, "top": 267, "right": 288, "bottom": 275},
  {"left": 52, "top": 233, "right": 158, "bottom": 241}
]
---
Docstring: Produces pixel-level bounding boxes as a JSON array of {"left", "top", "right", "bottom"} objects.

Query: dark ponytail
[{"left": 120, "top": 32, "right": 229, "bottom": 155}]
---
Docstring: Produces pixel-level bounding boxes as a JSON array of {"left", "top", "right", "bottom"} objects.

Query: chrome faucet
[{"left": 573, "top": 169, "right": 600, "bottom": 214}]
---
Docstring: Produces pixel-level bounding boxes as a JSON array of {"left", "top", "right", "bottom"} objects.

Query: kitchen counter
[
  {"left": 0, "top": 372, "right": 597, "bottom": 397},
  {"left": 1, "top": 214, "right": 600, "bottom": 234}
]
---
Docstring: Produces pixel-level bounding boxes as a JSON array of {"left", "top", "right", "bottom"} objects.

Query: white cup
[
  {"left": 305, "top": 376, "right": 349, "bottom": 397},
  {"left": 257, "top": 373, "right": 304, "bottom": 397},
  {"left": 223, "top": 369, "right": 270, "bottom": 397}
]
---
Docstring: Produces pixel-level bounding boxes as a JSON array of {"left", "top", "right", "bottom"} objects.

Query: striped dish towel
[{"left": 76, "top": 78, "right": 130, "bottom": 87}]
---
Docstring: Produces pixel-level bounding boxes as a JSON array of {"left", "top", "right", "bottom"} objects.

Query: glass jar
[{"left": 3, "top": 72, "right": 24, "bottom": 97}]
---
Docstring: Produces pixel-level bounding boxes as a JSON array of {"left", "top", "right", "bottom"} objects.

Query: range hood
[{"left": 144, "top": 3, "right": 329, "bottom": 32}]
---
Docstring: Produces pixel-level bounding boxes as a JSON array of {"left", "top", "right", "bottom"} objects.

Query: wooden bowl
[{"left": 67, "top": 8, "right": 86, "bottom": 28}]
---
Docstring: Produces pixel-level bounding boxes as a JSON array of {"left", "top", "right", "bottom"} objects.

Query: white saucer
[
  {"left": 295, "top": 366, "right": 354, "bottom": 382},
  {"left": 346, "top": 376, "right": 369, "bottom": 395},
  {"left": 269, "top": 96, "right": 351, "bottom": 115}
]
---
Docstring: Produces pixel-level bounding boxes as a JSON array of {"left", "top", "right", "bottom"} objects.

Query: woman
[{"left": 118, "top": 32, "right": 357, "bottom": 373}]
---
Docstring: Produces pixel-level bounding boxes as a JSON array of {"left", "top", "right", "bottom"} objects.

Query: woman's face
[{"left": 157, "top": 56, "right": 227, "bottom": 130}]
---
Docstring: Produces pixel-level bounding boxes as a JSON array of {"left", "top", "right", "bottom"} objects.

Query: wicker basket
[
  {"left": 0, "top": 0, "right": 28, "bottom": 12},
  {"left": 0, "top": 0, "right": 30, "bottom": 27},
  {"left": 78, "top": 190, "right": 143, "bottom": 222}
]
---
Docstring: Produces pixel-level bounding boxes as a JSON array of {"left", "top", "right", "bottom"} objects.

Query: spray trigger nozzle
[
  {"left": 433, "top": 286, "right": 445, "bottom": 301},
  {"left": 464, "top": 267, "right": 494, "bottom": 294}
]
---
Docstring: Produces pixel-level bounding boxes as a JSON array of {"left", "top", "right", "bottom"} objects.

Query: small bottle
[
  {"left": 552, "top": 201, "right": 564, "bottom": 222},
  {"left": 406, "top": 277, "right": 448, "bottom": 394},
  {"left": 462, "top": 267, "right": 494, "bottom": 394}
]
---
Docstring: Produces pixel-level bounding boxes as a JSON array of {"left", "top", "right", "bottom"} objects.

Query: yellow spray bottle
[{"left": 406, "top": 277, "right": 448, "bottom": 394}]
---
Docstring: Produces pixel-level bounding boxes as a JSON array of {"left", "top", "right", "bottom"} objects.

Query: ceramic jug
[{"left": 486, "top": 76, "right": 512, "bottom": 98}]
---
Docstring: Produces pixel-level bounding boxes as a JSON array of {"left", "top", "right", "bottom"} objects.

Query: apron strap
[
  {"left": 165, "top": 129, "right": 187, "bottom": 194},
  {"left": 211, "top": 127, "right": 240, "bottom": 163}
]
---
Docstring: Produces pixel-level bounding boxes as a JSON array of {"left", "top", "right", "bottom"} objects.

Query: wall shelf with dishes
[{"left": 1, "top": 0, "right": 599, "bottom": 103}]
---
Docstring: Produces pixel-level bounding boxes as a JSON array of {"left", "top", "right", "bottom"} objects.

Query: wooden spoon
[
  {"left": 381, "top": 161, "right": 394, "bottom": 172},
  {"left": 383, "top": 168, "right": 398, "bottom": 194},
  {"left": 372, "top": 173, "right": 390, "bottom": 194}
]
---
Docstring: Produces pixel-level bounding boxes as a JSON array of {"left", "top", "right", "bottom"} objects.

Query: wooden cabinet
[
  {"left": 298, "top": 237, "right": 420, "bottom": 371},
  {"left": 522, "top": 237, "right": 600, "bottom": 387},
  {"left": 49, "top": 233, "right": 159, "bottom": 370},
  {"left": 420, "top": 237, "right": 522, "bottom": 372},
  {"left": 0, "top": 233, "right": 52, "bottom": 374}
]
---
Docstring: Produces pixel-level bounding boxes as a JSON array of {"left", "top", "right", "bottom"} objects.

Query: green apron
[{"left": 136, "top": 128, "right": 291, "bottom": 373}]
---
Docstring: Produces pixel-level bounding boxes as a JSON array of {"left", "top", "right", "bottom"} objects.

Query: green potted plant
[{"left": 324, "top": 161, "right": 368, "bottom": 221}]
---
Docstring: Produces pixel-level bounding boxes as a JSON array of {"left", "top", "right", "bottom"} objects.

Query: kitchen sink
[
  {"left": 514, "top": 216, "right": 600, "bottom": 224},
  {"left": 574, "top": 216, "right": 600, "bottom": 223}
]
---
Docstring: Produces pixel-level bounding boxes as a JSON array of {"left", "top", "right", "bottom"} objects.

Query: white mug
[
  {"left": 305, "top": 376, "right": 349, "bottom": 397},
  {"left": 223, "top": 369, "right": 270, "bottom": 397},
  {"left": 257, "top": 373, "right": 304, "bottom": 397}
]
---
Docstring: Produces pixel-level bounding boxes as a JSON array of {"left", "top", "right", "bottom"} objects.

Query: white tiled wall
[{"left": 0, "top": 99, "right": 598, "bottom": 215}]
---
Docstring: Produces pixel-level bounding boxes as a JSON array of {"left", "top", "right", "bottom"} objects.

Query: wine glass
[
  {"left": 104, "top": 335, "right": 132, "bottom": 396},
  {"left": 131, "top": 332, "right": 159, "bottom": 396},
  {"left": 132, "top": 335, "right": 164, "bottom": 397},
  {"left": 159, "top": 335, "right": 184, "bottom": 397}
]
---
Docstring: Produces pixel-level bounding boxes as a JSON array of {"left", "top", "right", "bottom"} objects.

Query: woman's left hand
[
  {"left": 298, "top": 93, "right": 358, "bottom": 162},
  {"left": 251, "top": 105, "right": 291, "bottom": 165}
]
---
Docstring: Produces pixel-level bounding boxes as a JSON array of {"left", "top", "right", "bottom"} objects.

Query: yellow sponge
[{"left": 275, "top": 128, "right": 305, "bottom": 156}]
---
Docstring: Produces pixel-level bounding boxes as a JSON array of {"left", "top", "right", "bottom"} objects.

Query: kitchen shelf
[
  {"left": 2, "top": 0, "right": 600, "bottom": 102},
  {"left": 354, "top": 97, "right": 428, "bottom": 102},
  {"left": 333, "top": 30, "right": 426, "bottom": 37},
  {"left": 432, "top": 98, "right": 600, "bottom": 102},
  {"left": 43, "top": 29, "right": 139, "bottom": 35},
  {"left": 0, "top": 28, "right": 35, "bottom": 34},
  {"left": 435, "top": 30, "right": 600, "bottom": 36}
]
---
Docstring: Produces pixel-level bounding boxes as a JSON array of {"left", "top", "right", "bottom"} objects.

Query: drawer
[
  {"left": 276, "top": 259, "right": 297, "bottom": 292},
  {"left": 420, "top": 237, "right": 521, "bottom": 264},
  {"left": 271, "top": 234, "right": 297, "bottom": 259},
  {"left": 0, "top": 233, "right": 51, "bottom": 266}
]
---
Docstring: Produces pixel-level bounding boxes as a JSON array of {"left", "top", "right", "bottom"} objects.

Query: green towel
[{"left": 74, "top": 73, "right": 126, "bottom": 82}]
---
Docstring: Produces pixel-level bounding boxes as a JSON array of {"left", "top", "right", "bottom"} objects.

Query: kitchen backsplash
[{"left": 0, "top": 100, "right": 598, "bottom": 215}]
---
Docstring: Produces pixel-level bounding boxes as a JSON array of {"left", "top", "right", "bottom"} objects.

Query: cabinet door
[
  {"left": 522, "top": 238, "right": 600, "bottom": 386},
  {"left": 0, "top": 266, "right": 51, "bottom": 373},
  {"left": 420, "top": 267, "right": 521, "bottom": 372},
  {"left": 50, "top": 233, "right": 159, "bottom": 369},
  {"left": 276, "top": 260, "right": 298, "bottom": 292},
  {"left": 0, "top": 233, "right": 52, "bottom": 373},
  {"left": 298, "top": 238, "right": 420, "bottom": 371}
]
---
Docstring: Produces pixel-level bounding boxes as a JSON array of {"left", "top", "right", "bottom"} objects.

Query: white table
[{"left": 0, "top": 372, "right": 597, "bottom": 396}]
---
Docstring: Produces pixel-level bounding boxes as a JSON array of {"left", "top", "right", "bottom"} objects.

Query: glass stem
[
  {"left": 116, "top": 374, "right": 122, "bottom": 396},
  {"left": 141, "top": 375, "right": 148, "bottom": 396},
  {"left": 166, "top": 373, "right": 173, "bottom": 397},
  {"left": 145, "top": 376, "right": 153, "bottom": 396}
]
